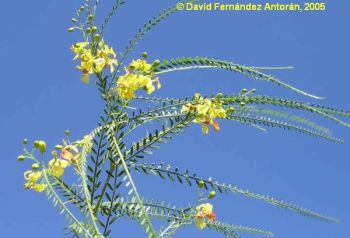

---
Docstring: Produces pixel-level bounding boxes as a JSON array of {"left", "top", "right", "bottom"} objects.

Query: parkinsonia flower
[
  {"left": 49, "top": 157, "right": 69, "bottom": 178},
  {"left": 114, "top": 58, "right": 161, "bottom": 101},
  {"left": 71, "top": 40, "right": 117, "bottom": 84},
  {"left": 195, "top": 203, "right": 216, "bottom": 230},
  {"left": 24, "top": 164, "right": 46, "bottom": 192},
  {"left": 182, "top": 93, "right": 231, "bottom": 134},
  {"left": 49, "top": 135, "right": 93, "bottom": 177}
]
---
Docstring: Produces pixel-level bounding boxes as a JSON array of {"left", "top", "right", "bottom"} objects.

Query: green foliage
[
  {"left": 154, "top": 57, "right": 323, "bottom": 99},
  {"left": 128, "top": 162, "right": 339, "bottom": 223},
  {"left": 102, "top": 197, "right": 273, "bottom": 238}
]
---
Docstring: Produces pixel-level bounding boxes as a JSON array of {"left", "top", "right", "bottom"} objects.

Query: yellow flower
[
  {"left": 129, "top": 59, "right": 152, "bottom": 73},
  {"left": 182, "top": 93, "right": 227, "bottom": 134},
  {"left": 93, "top": 57, "right": 106, "bottom": 73},
  {"left": 77, "top": 50, "right": 94, "bottom": 84},
  {"left": 115, "top": 72, "right": 160, "bottom": 100},
  {"left": 48, "top": 158, "right": 69, "bottom": 177},
  {"left": 71, "top": 40, "right": 117, "bottom": 84},
  {"left": 32, "top": 184, "right": 47, "bottom": 192},
  {"left": 71, "top": 42, "right": 89, "bottom": 60},
  {"left": 195, "top": 203, "right": 216, "bottom": 230},
  {"left": 24, "top": 170, "right": 41, "bottom": 184},
  {"left": 24, "top": 170, "right": 46, "bottom": 192},
  {"left": 113, "top": 57, "right": 160, "bottom": 101},
  {"left": 98, "top": 40, "right": 118, "bottom": 72},
  {"left": 60, "top": 147, "right": 74, "bottom": 161},
  {"left": 116, "top": 73, "right": 140, "bottom": 100}
]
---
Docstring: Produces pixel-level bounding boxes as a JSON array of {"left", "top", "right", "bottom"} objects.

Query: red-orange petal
[
  {"left": 207, "top": 212, "right": 216, "bottom": 221},
  {"left": 211, "top": 121, "right": 220, "bottom": 132}
]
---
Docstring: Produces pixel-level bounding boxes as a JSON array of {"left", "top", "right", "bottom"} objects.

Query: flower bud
[
  {"left": 85, "top": 28, "right": 91, "bottom": 34},
  {"left": 91, "top": 26, "right": 97, "bottom": 33},
  {"left": 32, "top": 163, "right": 40, "bottom": 170},
  {"left": 208, "top": 191, "right": 216, "bottom": 199},
  {"left": 241, "top": 88, "right": 248, "bottom": 93},
  {"left": 142, "top": 52, "right": 148, "bottom": 59},
  {"left": 152, "top": 59, "right": 160, "bottom": 68},
  {"left": 65, "top": 130, "right": 70, "bottom": 136},
  {"left": 94, "top": 34, "right": 101, "bottom": 42},
  {"left": 79, "top": 6, "right": 85, "bottom": 11},
  {"left": 55, "top": 145, "right": 63, "bottom": 150},
  {"left": 88, "top": 14, "right": 94, "bottom": 20},
  {"left": 239, "top": 102, "right": 246, "bottom": 107},
  {"left": 216, "top": 93, "right": 223, "bottom": 99},
  {"left": 198, "top": 180, "right": 205, "bottom": 188},
  {"left": 68, "top": 27, "right": 75, "bottom": 33},
  {"left": 17, "top": 155, "right": 25, "bottom": 162},
  {"left": 71, "top": 18, "right": 78, "bottom": 23},
  {"left": 22, "top": 138, "right": 28, "bottom": 145},
  {"left": 36, "top": 140, "right": 46, "bottom": 153},
  {"left": 34, "top": 140, "right": 40, "bottom": 148}
]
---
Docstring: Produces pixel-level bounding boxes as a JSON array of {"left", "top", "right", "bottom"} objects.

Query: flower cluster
[
  {"left": 182, "top": 93, "right": 231, "bottom": 134},
  {"left": 195, "top": 203, "right": 216, "bottom": 230},
  {"left": 71, "top": 40, "right": 117, "bottom": 84},
  {"left": 114, "top": 58, "right": 161, "bottom": 101},
  {"left": 19, "top": 135, "right": 93, "bottom": 193}
]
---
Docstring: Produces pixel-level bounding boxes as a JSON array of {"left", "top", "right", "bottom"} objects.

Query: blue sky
[{"left": 1, "top": 0, "right": 349, "bottom": 237}]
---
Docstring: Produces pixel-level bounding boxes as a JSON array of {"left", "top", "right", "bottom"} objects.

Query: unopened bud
[
  {"left": 241, "top": 88, "right": 248, "bottom": 93},
  {"left": 91, "top": 26, "right": 97, "bottom": 33},
  {"left": 152, "top": 59, "right": 160, "bottom": 68},
  {"left": 239, "top": 102, "right": 246, "bottom": 107},
  {"left": 34, "top": 140, "right": 40, "bottom": 148},
  {"left": 68, "top": 27, "right": 75, "bottom": 33},
  {"left": 34, "top": 140, "right": 46, "bottom": 153},
  {"left": 93, "top": 34, "right": 101, "bottom": 42},
  {"left": 65, "top": 130, "right": 70, "bottom": 136},
  {"left": 32, "top": 163, "right": 40, "bottom": 170},
  {"left": 216, "top": 93, "right": 223, "bottom": 99},
  {"left": 55, "top": 145, "right": 63, "bottom": 150},
  {"left": 17, "top": 155, "right": 25, "bottom": 161},
  {"left": 208, "top": 191, "right": 216, "bottom": 199},
  {"left": 71, "top": 18, "right": 78, "bottom": 23},
  {"left": 22, "top": 138, "right": 28, "bottom": 145},
  {"left": 88, "top": 14, "right": 94, "bottom": 20},
  {"left": 142, "top": 52, "right": 148, "bottom": 59},
  {"left": 198, "top": 180, "right": 205, "bottom": 188}
]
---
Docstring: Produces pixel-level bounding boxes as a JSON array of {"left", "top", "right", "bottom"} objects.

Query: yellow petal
[
  {"left": 195, "top": 218, "right": 207, "bottom": 230},
  {"left": 32, "top": 184, "right": 47, "bottom": 192},
  {"left": 202, "top": 124, "right": 209, "bottom": 134},
  {"left": 196, "top": 203, "right": 213, "bottom": 213},
  {"left": 81, "top": 73, "right": 90, "bottom": 84}
]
